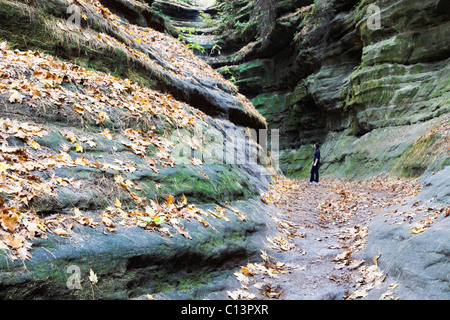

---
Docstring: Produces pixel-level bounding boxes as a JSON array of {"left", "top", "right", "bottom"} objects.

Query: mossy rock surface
[
  {"left": 194, "top": 0, "right": 450, "bottom": 179},
  {"left": 0, "top": 198, "right": 281, "bottom": 299}
]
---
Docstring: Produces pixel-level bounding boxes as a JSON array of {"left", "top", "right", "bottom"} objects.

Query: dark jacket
[{"left": 313, "top": 149, "right": 320, "bottom": 166}]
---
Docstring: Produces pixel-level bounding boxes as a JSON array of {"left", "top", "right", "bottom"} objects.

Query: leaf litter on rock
[{"left": 253, "top": 175, "right": 431, "bottom": 300}]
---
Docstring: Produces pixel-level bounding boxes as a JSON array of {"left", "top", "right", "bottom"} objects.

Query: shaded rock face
[
  {"left": 0, "top": 0, "right": 447, "bottom": 301},
  {"left": 174, "top": 0, "right": 449, "bottom": 179},
  {"left": 0, "top": 0, "right": 276, "bottom": 299},
  {"left": 0, "top": 0, "right": 266, "bottom": 131},
  {"left": 98, "top": 0, "right": 178, "bottom": 35},
  {"left": 0, "top": 199, "right": 279, "bottom": 300},
  {"left": 157, "top": 1, "right": 449, "bottom": 301}
]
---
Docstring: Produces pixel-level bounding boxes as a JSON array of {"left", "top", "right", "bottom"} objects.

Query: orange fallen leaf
[
  {"left": 3, "top": 234, "right": 24, "bottom": 249},
  {"left": 165, "top": 193, "right": 174, "bottom": 207},
  {"left": 1, "top": 214, "right": 19, "bottom": 233},
  {"left": 101, "top": 129, "right": 114, "bottom": 140},
  {"left": 101, "top": 215, "right": 115, "bottom": 228}
]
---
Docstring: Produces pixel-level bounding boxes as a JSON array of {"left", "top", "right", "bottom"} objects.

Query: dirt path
[{"left": 227, "top": 176, "right": 421, "bottom": 300}]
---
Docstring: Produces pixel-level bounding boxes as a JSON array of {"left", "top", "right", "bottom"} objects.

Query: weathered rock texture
[
  {"left": 165, "top": 0, "right": 450, "bottom": 300},
  {"left": 0, "top": 0, "right": 266, "bottom": 130},
  {"left": 0, "top": 0, "right": 448, "bottom": 300},
  {"left": 355, "top": 167, "right": 450, "bottom": 300},
  {"left": 0, "top": 199, "right": 279, "bottom": 299},
  {"left": 0, "top": 0, "right": 276, "bottom": 299},
  {"left": 187, "top": 0, "right": 450, "bottom": 179}
]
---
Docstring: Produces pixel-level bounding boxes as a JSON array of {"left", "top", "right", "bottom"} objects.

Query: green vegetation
[
  {"left": 187, "top": 41, "right": 206, "bottom": 54},
  {"left": 394, "top": 133, "right": 444, "bottom": 178},
  {"left": 199, "top": 10, "right": 215, "bottom": 28},
  {"left": 210, "top": 43, "right": 222, "bottom": 55}
]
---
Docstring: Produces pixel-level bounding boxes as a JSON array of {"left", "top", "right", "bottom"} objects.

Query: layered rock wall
[
  {"left": 0, "top": 0, "right": 275, "bottom": 299},
  {"left": 198, "top": 0, "right": 449, "bottom": 178}
]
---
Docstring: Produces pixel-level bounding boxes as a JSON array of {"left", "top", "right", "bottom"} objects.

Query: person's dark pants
[{"left": 310, "top": 165, "right": 319, "bottom": 182}]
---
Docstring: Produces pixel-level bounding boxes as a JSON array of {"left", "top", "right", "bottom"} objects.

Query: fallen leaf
[
  {"left": 227, "top": 289, "right": 255, "bottom": 300},
  {"left": 101, "top": 215, "right": 115, "bottom": 228},
  {"left": 165, "top": 193, "right": 174, "bottom": 207},
  {"left": 89, "top": 269, "right": 98, "bottom": 285},
  {"left": 17, "top": 247, "right": 31, "bottom": 261},
  {"left": 1, "top": 214, "right": 19, "bottom": 233},
  {"left": 410, "top": 228, "right": 426, "bottom": 234},
  {"left": 348, "top": 288, "right": 368, "bottom": 300},
  {"left": 0, "top": 183, "right": 23, "bottom": 194},
  {"left": 334, "top": 249, "right": 352, "bottom": 262},
  {"left": 0, "top": 161, "right": 10, "bottom": 174},
  {"left": 53, "top": 228, "right": 68, "bottom": 236},
  {"left": 373, "top": 253, "right": 381, "bottom": 266},
  {"left": 173, "top": 224, "right": 191, "bottom": 239},
  {"left": 97, "top": 111, "right": 109, "bottom": 123},
  {"left": 9, "top": 91, "right": 24, "bottom": 103},
  {"left": 234, "top": 271, "right": 250, "bottom": 286},
  {"left": 101, "top": 128, "right": 114, "bottom": 140},
  {"left": 74, "top": 144, "right": 84, "bottom": 153},
  {"left": 63, "top": 131, "right": 77, "bottom": 143},
  {"left": 28, "top": 140, "right": 40, "bottom": 150},
  {"left": 3, "top": 234, "right": 23, "bottom": 249}
]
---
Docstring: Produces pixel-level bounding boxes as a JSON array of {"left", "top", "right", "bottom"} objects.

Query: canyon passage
[{"left": 0, "top": 0, "right": 448, "bottom": 300}]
